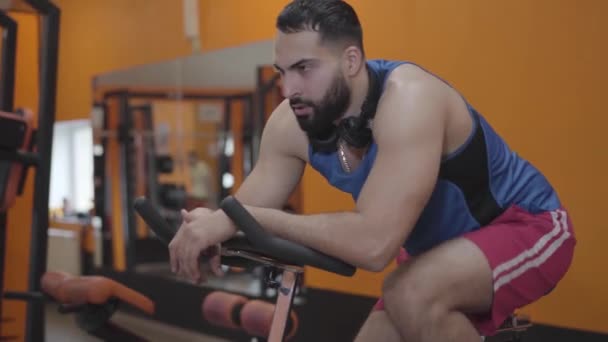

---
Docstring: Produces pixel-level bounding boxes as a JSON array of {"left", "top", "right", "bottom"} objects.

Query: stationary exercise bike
[
  {"left": 135, "top": 195, "right": 357, "bottom": 341},
  {"left": 42, "top": 196, "right": 531, "bottom": 341}
]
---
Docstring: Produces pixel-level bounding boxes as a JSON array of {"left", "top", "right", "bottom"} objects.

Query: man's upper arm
[
  {"left": 234, "top": 100, "right": 306, "bottom": 209},
  {"left": 356, "top": 72, "right": 447, "bottom": 265}
]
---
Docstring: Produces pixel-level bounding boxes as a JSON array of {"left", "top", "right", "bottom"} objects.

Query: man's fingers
[
  {"left": 170, "top": 213, "right": 220, "bottom": 283},
  {"left": 208, "top": 244, "right": 223, "bottom": 277},
  {"left": 173, "top": 224, "right": 195, "bottom": 281},
  {"left": 180, "top": 233, "right": 199, "bottom": 282},
  {"left": 169, "top": 234, "right": 180, "bottom": 273},
  {"left": 170, "top": 222, "right": 189, "bottom": 274},
  {"left": 210, "top": 254, "right": 224, "bottom": 277},
  {"left": 189, "top": 244, "right": 202, "bottom": 282},
  {"left": 175, "top": 239, "right": 187, "bottom": 279},
  {"left": 181, "top": 209, "right": 193, "bottom": 223},
  {"left": 197, "top": 262, "right": 213, "bottom": 285}
]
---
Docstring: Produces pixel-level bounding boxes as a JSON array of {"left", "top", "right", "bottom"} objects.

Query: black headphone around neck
[{"left": 309, "top": 66, "right": 383, "bottom": 154}]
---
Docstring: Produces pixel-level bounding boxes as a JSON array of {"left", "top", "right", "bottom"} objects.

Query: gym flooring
[{"left": 45, "top": 302, "right": 228, "bottom": 342}]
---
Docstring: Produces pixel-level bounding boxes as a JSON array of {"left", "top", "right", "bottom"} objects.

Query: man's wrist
[{"left": 213, "top": 208, "right": 238, "bottom": 236}]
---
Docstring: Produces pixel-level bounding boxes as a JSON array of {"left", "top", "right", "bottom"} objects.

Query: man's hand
[{"left": 168, "top": 207, "right": 237, "bottom": 284}]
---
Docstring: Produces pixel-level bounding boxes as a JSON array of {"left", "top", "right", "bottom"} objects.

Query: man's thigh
[{"left": 382, "top": 235, "right": 494, "bottom": 314}]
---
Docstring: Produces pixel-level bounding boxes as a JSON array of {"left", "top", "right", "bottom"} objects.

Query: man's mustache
[{"left": 289, "top": 98, "right": 315, "bottom": 107}]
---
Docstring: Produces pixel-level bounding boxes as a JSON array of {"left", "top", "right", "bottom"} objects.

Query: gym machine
[
  {"left": 0, "top": 1, "right": 60, "bottom": 341},
  {"left": 92, "top": 89, "right": 258, "bottom": 273}
]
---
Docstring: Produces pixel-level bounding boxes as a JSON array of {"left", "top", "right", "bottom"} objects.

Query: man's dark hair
[{"left": 276, "top": 0, "right": 364, "bottom": 55}]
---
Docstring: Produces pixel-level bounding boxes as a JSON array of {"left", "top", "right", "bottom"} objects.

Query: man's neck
[{"left": 339, "top": 64, "right": 370, "bottom": 122}]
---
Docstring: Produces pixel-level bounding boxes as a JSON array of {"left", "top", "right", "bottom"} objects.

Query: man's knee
[
  {"left": 381, "top": 262, "right": 441, "bottom": 318},
  {"left": 354, "top": 310, "right": 402, "bottom": 342}
]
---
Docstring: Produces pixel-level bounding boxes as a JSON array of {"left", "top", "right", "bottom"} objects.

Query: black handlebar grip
[
  {"left": 219, "top": 195, "right": 357, "bottom": 276},
  {"left": 133, "top": 196, "right": 176, "bottom": 245},
  {"left": 219, "top": 196, "right": 268, "bottom": 247}
]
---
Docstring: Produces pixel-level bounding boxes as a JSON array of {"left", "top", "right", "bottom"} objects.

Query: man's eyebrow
[{"left": 273, "top": 58, "right": 316, "bottom": 72}]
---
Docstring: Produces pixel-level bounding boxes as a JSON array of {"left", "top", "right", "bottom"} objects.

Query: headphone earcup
[
  {"left": 337, "top": 117, "right": 372, "bottom": 149},
  {"left": 309, "top": 128, "right": 340, "bottom": 153}
]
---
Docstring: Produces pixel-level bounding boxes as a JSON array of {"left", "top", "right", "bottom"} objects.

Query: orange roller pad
[
  {"left": 40, "top": 271, "right": 155, "bottom": 315},
  {"left": 40, "top": 271, "right": 75, "bottom": 299},
  {"left": 240, "top": 300, "right": 299, "bottom": 341},
  {"left": 201, "top": 291, "right": 247, "bottom": 330}
]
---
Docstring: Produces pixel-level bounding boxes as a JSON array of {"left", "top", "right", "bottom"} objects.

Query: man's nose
[{"left": 280, "top": 73, "right": 301, "bottom": 99}]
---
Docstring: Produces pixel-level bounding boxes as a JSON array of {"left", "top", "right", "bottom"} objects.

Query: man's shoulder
[
  {"left": 370, "top": 62, "right": 453, "bottom": 143},
  {"left": 384, "top": 62, "right": 444, "bottom": 89},
  {"left": 376, "top": 63, "right": 452, "bottom": 114},
  {"left": 263, "top": 99, "right": 309, "bottom": 161},
  {"left": 266, "top": 99, "right": 292, "bottom": 128},
  {"left": 267, "top": 99, "right": 302, "bottom": 137}
]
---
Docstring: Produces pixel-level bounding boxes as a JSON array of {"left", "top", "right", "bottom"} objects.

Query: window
[{"left": 49, "top": 120, "right": 93, "bottom": 215}]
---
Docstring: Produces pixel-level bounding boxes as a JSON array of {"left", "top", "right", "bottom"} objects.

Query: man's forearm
[{"left": 236, "top": 206, "right": 390, "bottom": 271}]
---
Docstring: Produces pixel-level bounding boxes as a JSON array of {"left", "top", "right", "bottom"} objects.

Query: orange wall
[
  {"left": 52, "top": 0, "right": 287, "bottom": 121},
  {"left": 1, "top": 12, "right": 40, "bottom": 339},
  {"left": 198, "top": 0, "right": 286, "bottom": 50},
  {"left": 52, "top": 0, "right": 193, "bottom": 121}
]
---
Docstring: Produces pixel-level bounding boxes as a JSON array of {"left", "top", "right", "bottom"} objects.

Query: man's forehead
[
  {"left": 273, "top": 31, "right": 328, "bottom": 66},
  {"left": 276, "top": 29, "right": 320, "bottom": 42}
]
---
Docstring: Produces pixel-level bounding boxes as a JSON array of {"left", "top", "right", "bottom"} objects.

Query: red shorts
[{"left": 373, "top": 205, "right": 576, "bottom": 336}]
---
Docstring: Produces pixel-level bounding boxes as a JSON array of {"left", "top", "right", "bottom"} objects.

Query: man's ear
[{"left": 343, "top": 45, "right": 364, "bottom": 77}]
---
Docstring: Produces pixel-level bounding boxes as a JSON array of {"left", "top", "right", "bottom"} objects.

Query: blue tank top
[{"left": 308, "top": 59, "right": 562, "bottom": 256}]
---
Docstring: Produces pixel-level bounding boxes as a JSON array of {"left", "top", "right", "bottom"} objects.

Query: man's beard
[{"left": 290, "top": 72, "right": 351, "bottom": 141}]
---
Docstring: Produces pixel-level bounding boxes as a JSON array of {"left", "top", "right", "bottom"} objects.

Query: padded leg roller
[
  {"left": 241, "top": 299, "right": 298, "bottom": 341},
  {"left": 201, "top": 291, "right": 299, "bottom": 340},
  {"left": 201, "top": 291, "right": 248, "bottom": 330}
]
